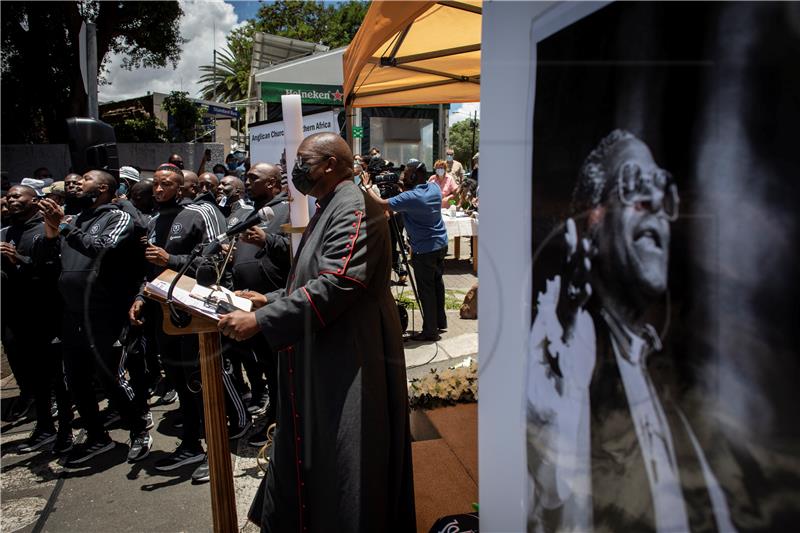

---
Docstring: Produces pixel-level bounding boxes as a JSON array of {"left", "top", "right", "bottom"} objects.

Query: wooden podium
[{"left": 144, "top": 270, "right": 238, "bottom": 533}]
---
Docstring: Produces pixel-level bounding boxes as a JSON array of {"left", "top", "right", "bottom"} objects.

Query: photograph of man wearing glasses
[{"left": 526, "top": 130, "right": 734, "bottom": 533}]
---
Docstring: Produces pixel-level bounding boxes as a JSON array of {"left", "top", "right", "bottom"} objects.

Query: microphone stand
[{"left": 165, "top": 243, "right": 203, "bottom": 328}]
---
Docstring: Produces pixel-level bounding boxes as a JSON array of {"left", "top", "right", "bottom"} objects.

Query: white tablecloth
[{"left": 441, "top": 209, "right": 479, "bottom": 238}]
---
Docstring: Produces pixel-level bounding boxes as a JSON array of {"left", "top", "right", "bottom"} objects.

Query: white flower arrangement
[{"left": 408, "top": 358, "right": 478, "bottom": 410}]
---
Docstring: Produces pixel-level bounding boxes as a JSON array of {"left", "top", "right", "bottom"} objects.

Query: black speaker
[{"left": 65, "top": 117, "right": 119, "bottom": 179}]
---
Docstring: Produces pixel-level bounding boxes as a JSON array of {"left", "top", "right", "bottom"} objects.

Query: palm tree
[{"left": 198, "top": 47, "right": 250, "bottom": 103}]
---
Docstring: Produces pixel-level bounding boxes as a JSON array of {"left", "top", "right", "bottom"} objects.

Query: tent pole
[{"left": 345, "top": 99, "right": 353, "bottom": 145}]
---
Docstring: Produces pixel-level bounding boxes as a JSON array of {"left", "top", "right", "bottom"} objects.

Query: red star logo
[{"left": 333, "top": 89, "right": 343, "bottom": 101}]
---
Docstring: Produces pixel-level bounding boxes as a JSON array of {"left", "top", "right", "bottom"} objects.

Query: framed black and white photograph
[{"left": 525, "top": 2, "right": 800, "bottom": 532}]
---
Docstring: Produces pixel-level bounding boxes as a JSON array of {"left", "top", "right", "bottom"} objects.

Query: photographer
[
  {"left": 367, "top": 156, "right": 408, "bottom": 283},
  {"left": 369, "top": 159, "right": 449, "bottom": 342}
]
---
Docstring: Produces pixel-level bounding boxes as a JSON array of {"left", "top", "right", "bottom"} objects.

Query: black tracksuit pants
[
  {"left": 411, "top": 246, "right": 449, "bottom": 336},
  {"left": 153, "top": 309, "right": 249, "bottom": 450},
  {"left": 62, "top": 310, "right": 146, "bottom": 441},
  {"left": 33, "top": 337, "right": 73, "bottom": 434}
]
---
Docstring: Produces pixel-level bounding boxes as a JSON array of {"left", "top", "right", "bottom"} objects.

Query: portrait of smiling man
[{"left": 526, "top": 130, "right": 734, "bottom": 532}]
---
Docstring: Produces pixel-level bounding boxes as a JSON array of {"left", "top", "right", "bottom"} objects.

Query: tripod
[{"left": 388, "top": 214, "right": 424, "bottom": 326}]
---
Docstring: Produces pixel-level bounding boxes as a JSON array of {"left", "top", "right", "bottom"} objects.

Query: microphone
[{"left": 202, "top": 206, "right": 275, "bottom": 256}]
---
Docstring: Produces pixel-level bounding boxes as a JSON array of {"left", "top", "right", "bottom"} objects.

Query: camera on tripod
[{"left": 367, "top": 157, "right": 403, "bottom": 199}]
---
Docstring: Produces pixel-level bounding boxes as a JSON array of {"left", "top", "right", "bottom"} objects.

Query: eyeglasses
[
  {"left": 616, "top": 162, "right": 679, "bottom": 221},
  {"left": 295, "top": 154, "right": 330, "bottom": 168}
]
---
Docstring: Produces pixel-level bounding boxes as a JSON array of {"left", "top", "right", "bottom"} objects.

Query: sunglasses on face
[{"left": 616, "top": 162, "right": 680, "bottom": 221}]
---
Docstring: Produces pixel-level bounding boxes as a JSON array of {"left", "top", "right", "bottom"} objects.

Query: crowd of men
[
  {"left": 1, "top": 155, "right": 290, "bottom": 484},
  {"left": 0, "top": 142, "right": 475, "bottom": 495}
]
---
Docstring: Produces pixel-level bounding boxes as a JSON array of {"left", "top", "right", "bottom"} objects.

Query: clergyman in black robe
[{"left": 219, "top": 132, "right": 416, "bottom": 533}]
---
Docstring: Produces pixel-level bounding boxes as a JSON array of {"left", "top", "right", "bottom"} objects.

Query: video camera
[{"left": 367, "top": 157, "right": 404, "bottom": 199}]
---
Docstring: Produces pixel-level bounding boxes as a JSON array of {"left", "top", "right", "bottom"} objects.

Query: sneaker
[
  {"left": 50, "top": 399, "right": 59, "bottom": 419},
  {"left": 53, "top": 432, "right": 74, "bottom": 454},
  {"left": 229, "top": 418, "right": 252, "bottom": 440},
  {"left": 102, "top": 409, "right": 121, "bottom": 428},
  {"left": 161, "top": 389, "right": 178, "bottom": 405},
  {"left": 191, "top": 458, "right": 210, "bottom": 483},
  {"left": 247, "top": 395, "right": 269, "bottom": 417},
  {"left": 127, "top": 432, "right": 153, "bottom": 462},
  {"left": 247, "top": 422, "right": 276, "bottom": 448},
  {"left": 247, "top": 430, "right": 269, "bottom": 448},
  {"left": 8, "top": 396, "right": 34, "bottom": 421},
  {"left": 17, "top": 429, "right": 57, "bottom": 453},
  {"left": 65, "top": 436, "right": 115, "bottom": 466},
  {"left": 142, "top": 411, "right": 154, "bottom": 430},
  {"left": 154, "top": 444, "right": 205, "bottom": 471}
]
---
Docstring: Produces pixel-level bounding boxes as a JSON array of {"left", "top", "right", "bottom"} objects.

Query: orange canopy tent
[{"left": 343, "top": 0, "right": 482, "bottom": 108}]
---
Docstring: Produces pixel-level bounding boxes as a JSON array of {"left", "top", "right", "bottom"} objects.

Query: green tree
[
  {"left": 448, "top": 118, "right": 480, "bottom": 170},
  {"left": 112, "top": 115, "right": 170, "bottom": 143},
  {"left": 1, "top": 1, "right": 184, "bottom": 143},
  {"left": 254, "top": 0, "right": 368, "bottom": 48},
  {"left": 161, "top": 91, "right": 203, "bottom": 142},
  {"left": 198, "top": 47, "right": 250, "bottom": 103},
  {"left": 198, "top": 0, "right": 369, "bottom": 104}
]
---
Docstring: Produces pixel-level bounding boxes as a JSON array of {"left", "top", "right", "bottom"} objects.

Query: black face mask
[{"left": 291, "top": 159, "right": 316, "bottom": 195}]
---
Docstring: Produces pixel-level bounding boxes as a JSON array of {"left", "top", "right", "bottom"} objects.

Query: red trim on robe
[
  {"left": 340, "top": 210, "right": 362, "bottom": 274},
  {"left": 302, "top": 286, "right": 326, "bottom": 326},
  {"left": 318, "top": 270, "right": 367, "bottom": 289}
]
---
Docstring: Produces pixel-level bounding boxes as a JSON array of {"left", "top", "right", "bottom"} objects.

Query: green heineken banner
[{"left": 260, "top": 82, "right": 345, "bottom": 105}]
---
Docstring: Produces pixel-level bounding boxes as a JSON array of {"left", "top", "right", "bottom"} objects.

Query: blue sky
[{"left": 229, "top": 0, "right": 262, "bottom": 21}]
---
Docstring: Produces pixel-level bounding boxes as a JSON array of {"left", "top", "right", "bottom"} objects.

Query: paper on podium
[{"left": 145, "top": 278, "right": 252, "bottom": 321}]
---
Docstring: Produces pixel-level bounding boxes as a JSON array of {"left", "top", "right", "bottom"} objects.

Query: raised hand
[
  {"left": 0, "top": 242, "right": 17, "bottom": 264},
  {"left": 37, "top": 198, "right": 65, "bottom": 229},
  {"left": 556, "top": 218, "right": 594, "bottom": 342}
]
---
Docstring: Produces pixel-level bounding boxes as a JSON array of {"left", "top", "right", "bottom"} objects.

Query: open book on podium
[{"left": 143, "top": 269, "right": 252, "bottom": 335}]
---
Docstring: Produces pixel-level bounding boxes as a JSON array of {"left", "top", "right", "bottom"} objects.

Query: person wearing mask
[
  {"left": 217, "top": 132, "right": 415, "bottom": 532},
  {"left": 1, "top": 185, "right": 73, "bottom": 445},
  {"left": 354, "top": 158, "right": 378, "bottom": 196},
  {"left": 445, "top": 147, "right": 465, "bottom": 184},
  {"left": 429, "top": 159, "right": 459, "bottom": 208},
  {"left": 371, "top": 160, "right": 449, "bottom": 341},
  {"left": 226, "top": 151, "right": 247, "bottom": 179},
  {"left": 34, "top": 171, "right": 152, "bottom": 466},
  {"left": 212, "top": 164, "right": 227, "bottom": 182}
]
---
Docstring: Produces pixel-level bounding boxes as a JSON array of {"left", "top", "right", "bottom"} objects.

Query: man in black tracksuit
[
  {"left": 35, "top": 171, "right": 151, "bottom": 466},
  {"left": 129, "top": 164, "right": 247, "bottom": 476},
  {"left": 1, "top": 185, "right": 73, "bottom": 453},
  {"left": 236, "top": 163, "right": 291, "bottom": 446}
]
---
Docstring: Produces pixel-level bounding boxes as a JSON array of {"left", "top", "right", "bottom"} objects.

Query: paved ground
[{"left": 0, "top": 249, "right": 478, "bottom": 532}]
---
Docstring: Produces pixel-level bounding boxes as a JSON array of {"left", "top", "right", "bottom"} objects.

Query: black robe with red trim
[{"left": 248, "top": 179, "right": 416, "bottom": 533}]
